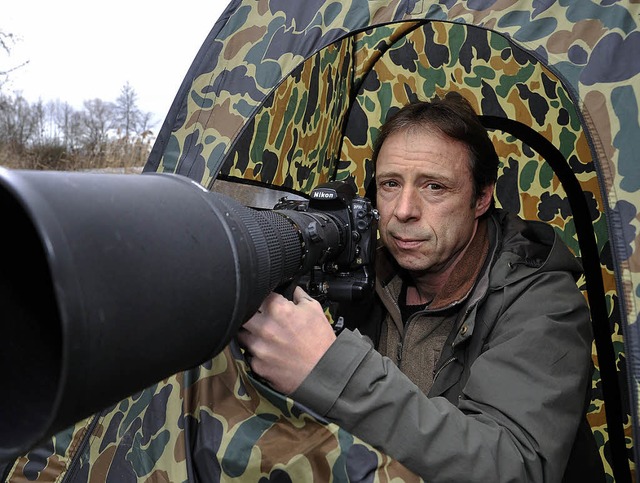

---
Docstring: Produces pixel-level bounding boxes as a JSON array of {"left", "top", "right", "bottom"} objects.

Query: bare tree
[
  {"left": 0, "top": 92, "right": 38, "bottom": 149},
  {"left": 0, "top": 30, "right": 28, "bottom": 91},
  {"left": 31, "top": 99, "right": 47, "bottom": 145},
  {"left": 114, "top": 82, "right": 142, "bottom": 139},
  {"left": 50, "top": 100, "right": 77, "bottom": 151},
  {"left": 138, "top": 111, "right": 155, "bottom": 136},
  {"left": 80, "top": 98, "right": 114, "bottom": 157}
]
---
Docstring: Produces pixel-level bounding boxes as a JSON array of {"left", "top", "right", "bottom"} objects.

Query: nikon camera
[{"left": 272, "top": 181, "right": 379, "bottom": 303}]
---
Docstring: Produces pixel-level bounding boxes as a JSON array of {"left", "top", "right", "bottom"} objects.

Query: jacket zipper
[
  {"left": 396, "top": 316, "right": 412, "bottom": 367},
  {"left": 432, "top": 357, "right": 456, "bottom": 384},
  {"left": 396, "top": 313, "right": 420, "bottom": 368}
]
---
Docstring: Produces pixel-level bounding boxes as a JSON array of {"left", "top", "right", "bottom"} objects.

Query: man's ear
[{"left": 475, "top": 182, "right": 495, "bottom": 218}]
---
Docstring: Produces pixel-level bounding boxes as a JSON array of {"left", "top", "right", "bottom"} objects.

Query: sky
[{"left": 2, "top": 1, "right": 229, "bottom": 128}]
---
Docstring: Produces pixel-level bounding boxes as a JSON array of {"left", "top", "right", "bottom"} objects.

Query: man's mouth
[{"left": 392, "top": 236, "right": 424, "bottom": 249}]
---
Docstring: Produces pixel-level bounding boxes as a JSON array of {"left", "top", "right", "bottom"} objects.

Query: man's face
[{"left": 375, "top": 128, "right": 493, "bottom": 276}]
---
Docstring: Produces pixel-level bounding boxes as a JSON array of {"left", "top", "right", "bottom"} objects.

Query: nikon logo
[{"left": 312, "top": 190, "right": 336, "bottom": 200}]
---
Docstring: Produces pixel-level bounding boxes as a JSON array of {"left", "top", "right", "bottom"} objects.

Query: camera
[
  {"left": 0, "top": 170, "right": 378, "bottom": 459},
  {"left": 272, "top": 181, "right": 379, "bottom": 303}
]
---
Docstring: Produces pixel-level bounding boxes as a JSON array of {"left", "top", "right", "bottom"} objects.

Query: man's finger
[{"left": 292, "top": 285, "right": 315, "bottom": 304}]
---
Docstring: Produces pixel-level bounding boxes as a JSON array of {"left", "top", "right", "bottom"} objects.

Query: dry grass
[{"left": 0, "top": 137, "right": 150, "bottom": 173}]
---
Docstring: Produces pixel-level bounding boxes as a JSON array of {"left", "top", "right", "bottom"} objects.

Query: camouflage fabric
[
  {"left": 6, "top": 343, "right": 420, "bottom": 482},
  {"left": 148, "top": 9, "right": 640, "bottom": 459},
  {"left": 9, "top": 1, "right": 639, "bottom": 482}
]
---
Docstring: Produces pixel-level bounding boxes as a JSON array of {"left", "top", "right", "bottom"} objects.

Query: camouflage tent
[{"left": 6, "top": 0, "right": 639, "bottom": 482}]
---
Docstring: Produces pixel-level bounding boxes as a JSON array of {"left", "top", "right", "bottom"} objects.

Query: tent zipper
[{"left": 62, "top": 413, "right": 100, "bottom": 482}]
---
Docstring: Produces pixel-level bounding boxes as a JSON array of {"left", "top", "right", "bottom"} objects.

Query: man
[{"left": 238, "top": 93, "right": 604, "bottom": 482}]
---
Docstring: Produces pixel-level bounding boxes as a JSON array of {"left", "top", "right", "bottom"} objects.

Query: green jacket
[{"left": 292, "top": 209, "right": 604, "bottom": 482}]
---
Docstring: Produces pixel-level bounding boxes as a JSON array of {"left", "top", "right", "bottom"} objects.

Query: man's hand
[{"left": 237, "top": 286, "right": 336, "bottom": 394}]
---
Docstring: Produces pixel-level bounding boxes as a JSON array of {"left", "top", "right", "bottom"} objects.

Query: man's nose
[{"left": 394, "top": 187, "right": 421, "bottom": 221}]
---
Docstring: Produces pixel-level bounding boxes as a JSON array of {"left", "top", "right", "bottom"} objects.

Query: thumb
[{"left": 292, "top": 285, "right": 315, "bottom": 305}]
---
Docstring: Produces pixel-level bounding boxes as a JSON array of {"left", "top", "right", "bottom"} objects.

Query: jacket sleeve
[{"left": 291, "top": 269, "right": 593, "bottom": 482}]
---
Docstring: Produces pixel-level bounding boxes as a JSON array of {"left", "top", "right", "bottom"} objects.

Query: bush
[{"left": 0, "top": 138, "right": 150, "bottom": 172}]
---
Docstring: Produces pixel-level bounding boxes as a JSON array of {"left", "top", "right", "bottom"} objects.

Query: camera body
[{"left": 273, "top": 181, "right": 379, "bottom": 303}]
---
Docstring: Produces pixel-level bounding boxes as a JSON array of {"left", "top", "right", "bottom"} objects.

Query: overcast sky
[{"left": 2, "top": 1, "right": 229, "bottom": 128}]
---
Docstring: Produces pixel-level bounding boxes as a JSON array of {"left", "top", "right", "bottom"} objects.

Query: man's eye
[
  {"left": 381, "top": 180, "right": 398, "bottom": 188},
  {"left": 426, "top": 183, "right": 443, "bottom": 190}
]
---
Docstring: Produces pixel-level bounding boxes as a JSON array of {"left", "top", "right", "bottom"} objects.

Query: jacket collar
[{"left": 489, "top": 209, "right": 583, "bottom": 289}]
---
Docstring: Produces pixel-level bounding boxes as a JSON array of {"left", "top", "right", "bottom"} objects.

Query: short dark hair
[{"left": 372, "top": 92, "right": 499, "bottom": 202}]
